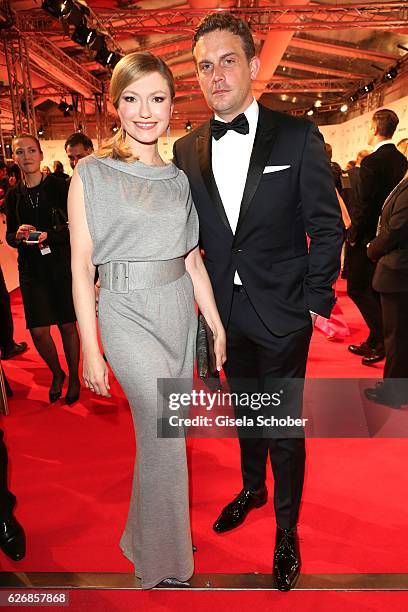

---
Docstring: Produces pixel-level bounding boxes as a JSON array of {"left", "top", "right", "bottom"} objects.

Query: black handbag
[{"left": 196, "top": 313, "right": 221, "bottom": 390}]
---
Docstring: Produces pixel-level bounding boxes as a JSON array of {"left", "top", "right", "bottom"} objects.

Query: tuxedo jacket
[
  {"left": 350, "top": 143, "right": 407, "bottom": 246},
  {"left": 173, "top": 105, "right": 343, "bottom": 336},
  {"left": 368, "top": 177, "right": 408, "bottom": 293}
]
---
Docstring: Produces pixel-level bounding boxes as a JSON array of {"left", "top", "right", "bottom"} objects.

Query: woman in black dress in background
[{"left": 6, "top": 134, "right": 80, "bottom": 404}]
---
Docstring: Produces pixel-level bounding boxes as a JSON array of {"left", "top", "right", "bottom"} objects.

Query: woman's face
[
  {"left": 12, "top": 137, "right": 43, "bottom": 175},
  {"left": 117, "top": 71, "right": 173, "bottom": 147}
]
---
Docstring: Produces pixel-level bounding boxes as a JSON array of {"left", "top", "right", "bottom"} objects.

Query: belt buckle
[{"left": 110, "top": 261, "right": 129, "bottom": 293}]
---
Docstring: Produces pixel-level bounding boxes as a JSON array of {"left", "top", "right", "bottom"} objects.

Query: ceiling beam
[{"left": 289, "top": 36, "right": 398, "bottom": 63}]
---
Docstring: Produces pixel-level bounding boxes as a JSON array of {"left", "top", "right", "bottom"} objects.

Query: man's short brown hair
[
  {"left": 372, "top": 109, "right": 399, "bottom": 138},
  {"left": 192, "top": 12, "right": 255, "bottom": 61}
]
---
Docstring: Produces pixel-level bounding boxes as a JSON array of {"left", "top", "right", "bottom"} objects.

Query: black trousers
[
  {"left": 346, "top": 243, "right": 383, "bottom": 347},
  {"left": 0, "top": 429, "right": 16, "bottom": 521},
  {"left": 381, "top": 292, "right": 408, "bottom": 402},
  {"left": 0, "top": 266, "right": 14, "bottom": 355},
  {"left": 223, "top": 287, "right": 312, "bottom": 530}
]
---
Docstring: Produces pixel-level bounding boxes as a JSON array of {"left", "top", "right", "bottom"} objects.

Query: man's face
[
  {"left": 194, "top": 30, "right": 260, "bottom": 122},
  {"left": 66, "top": 143, "right": 92, "bottom": 170}
]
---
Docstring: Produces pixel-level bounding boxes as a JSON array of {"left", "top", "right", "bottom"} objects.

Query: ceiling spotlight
[
  {"left": 362, "top": 82, "right": 374, "bottom": 94},
  {"left": 42, "top": 0, "right": 64, "bottom": 17},
  {"left": 314, "top": 100, "right": 322, "bottom": 108},
  {"left": 77, "top": 123, "right": 83, "bottom": 133},
  {"left": 307, "top": 108, "right": 314, "bottom": 116},
  {"left": 61, "top": 0, "right": 89, "bottom": 26},
  {"left": 111, "top": 123, "right": 119, "bottom": 133},
  {"left": 89, "top": 33, "right": 106, "bottom": 53},
  {"left": 281, "top": 94, "right": 288, "bottom": 102},
  {"left": 72, "top": 24, "right": 97, "bottom": 46},
  {"left": 37, "top": 125, "right": 45, "bottom": 137},
  {"left": 291, "top": 96, "right": 297, "bottom": 103},
  {"left": 185, "top": 120, "right": 192, "bottom": 132},
  {"left": 58, "top": 99, "right": 70, "bottom": 113},
  {"left": 340, "top": 104, "right": 348, "bottom": 113},
  {"left": 95, "top": 46, "right": 121, "bottom": 68},
  {"left": 350, "top": 93, "right": 359, "bottom": 103},
  {"left": 63, "top": 109, "right": 71, "bottom": 118},
  {"left": 384, "top": 66, "right": 398, "bottom": 81}
]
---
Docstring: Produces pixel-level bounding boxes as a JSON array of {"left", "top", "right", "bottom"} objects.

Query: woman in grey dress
[{"left": 68, "top": 52, "right": 226, "bottom": 589}]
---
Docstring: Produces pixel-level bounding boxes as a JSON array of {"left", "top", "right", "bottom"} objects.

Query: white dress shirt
[
  {"left": 372, "top": 139, "right": 394, "bottom": 153},
  {"left": 212, "top": 98, "right": 258, "bottom": 284}
]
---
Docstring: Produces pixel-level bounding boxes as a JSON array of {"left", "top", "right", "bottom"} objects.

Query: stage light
[
  {"left": 291, "top": 96, "right": 297, "bottom": 103},
  {"left": 111, "top": 123, "right": 119, "bottom": 133},
  {"left": 95, "top": 46, "right": 121, "bottom": 68},
  {"left": 350, "top": 93, "right": 359, "bottom": 103},
  {"left": 340, "top": 104, "right": 348, "bottom": 113},
  {"left": 77, "top": 124, "right": 83, "bottom": 132},
  {"left": 89, "top": 33, "right": 106, "bottom": 53},
  {"left": 58, "top": 99, "right": 70, "bottom": 113},
  {"left": 362, "top": 82, "right": 374, "bottom": 94},
  {"left": 384, "top": 66, "right": 398, "bottom": 81},
  {"left": 306, "top": 109, "right": 314, "bottom": 116},
  {"left": 185, "top": 121, "right": 192, "bottom": 132},
  {"left": 63, "top": 109, "right": 71, "bottom": 118},
  {"left": 61, "top": 0, "right": 89, "bottom": 27},
  {"left": 38, "top": 125, "right": 45, "bottom": 137},
  {"left": 42, "top": 0, "right": 64, "bottom": 18},
  {"left": 314, "top": 100, "right": 322, "bottom": 108},
  {"left": 72, "top": 24, "right": 97, "bottom": 46}
]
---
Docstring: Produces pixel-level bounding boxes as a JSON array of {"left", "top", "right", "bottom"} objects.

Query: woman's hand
[
  {"left": 16, "top": 224, "right": 36, "bottom": 241},
  {"left": 83, "top": 351, "right": 111, "bottom": 397},
  {"left": 38, "top": 231, "right": 48, "bottom": 247},
  {"left": 213, "top": 326, "right": 227, "bottom": 372}
]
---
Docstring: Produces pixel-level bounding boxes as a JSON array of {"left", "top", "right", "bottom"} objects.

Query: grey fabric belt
[{"left": 99, "top": 257, "right": 185, "bottom": 293}]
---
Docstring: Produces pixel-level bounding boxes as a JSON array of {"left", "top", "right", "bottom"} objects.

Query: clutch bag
[{"left": 196, "top": 313, "right": 221, "bottom": 390}]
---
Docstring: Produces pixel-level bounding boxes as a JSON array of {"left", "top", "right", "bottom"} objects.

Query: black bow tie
[{"left": 210, "top": 113, "right": 249, "bottom": 140}]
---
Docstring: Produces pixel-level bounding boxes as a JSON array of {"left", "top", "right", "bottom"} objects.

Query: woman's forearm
[
  {"left": 186, "top": 252, "right": 224, "bottom": 336},
  {"left": 72, "top": 261, "right": 100, "bottom": 356}
]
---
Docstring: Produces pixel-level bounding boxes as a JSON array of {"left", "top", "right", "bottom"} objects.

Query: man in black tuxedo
[
  {"left": 365, "top": 171, "right": 408, "bottom": 407},
  {"left": 173, "top": 12, "right": 343, "bottom": 590},
  {"left": 347, "top": 110, "right": 407, "bottom": 365}
]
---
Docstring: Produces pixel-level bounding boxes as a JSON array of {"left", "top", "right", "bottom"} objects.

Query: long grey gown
[{"left": 76, "top": 154, "right": 199, "bottom": 589}]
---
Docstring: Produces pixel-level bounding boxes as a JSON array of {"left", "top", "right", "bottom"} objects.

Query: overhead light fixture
[
  {"left": 58, "top": 99, "right": 70, "bottom": 113},
  {"left": 185, "top": 121, "right": 192, "bottom": 132},
  {"left": 350, "top": 93, "right": 359, "bottom": 103},
  {"left": 38, "top": 125, "right": 45, "bottom": 137},
  {"left": 281, "top": 94, "right": 288, "bottom": 102},
  {"left": 384, "top": 66, "right": 398, "bottom": 81},
  {"left": 306, "top": 108, "right": 314, "bottom": 116},
  {"left": 340, "top": 104, "right": 348, "bottom": 113},
  {"left": 95, "top": 46, "right": 121, "bottom": 68},
  {"left": 89, "top": 33, "right": 106, "bottom": 53},
  {"left": 111, "top": 123, "right": 119, "bottom": 133},
  {"left": 42, "top": 0, "right": 65, "bottom": 17},
  {"left": 61, "top": 0, "right": 89, "bottom": 26},
  {"left": 291, "top": 96, "right": 297, "bottom": 103},
  {"left": 314, "top": 100, "right": 322, "bottom": 108},
  {"left": 77, "top": 123, "right": 83, "bottom": 133},
  {"left": 362, "top": 82, "right": 374, "bottom": 94},
  {"left": 72, "top": 24, "right": 97, "bottom": 46}
]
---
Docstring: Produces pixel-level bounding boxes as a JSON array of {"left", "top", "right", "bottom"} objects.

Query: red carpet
[{"left": 2, "top": 281, "right": 408, "bottom": 609}]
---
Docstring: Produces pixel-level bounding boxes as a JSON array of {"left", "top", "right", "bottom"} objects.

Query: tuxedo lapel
[
  {"left": 196, "top": 125, "right": 232, "bottom": 233},
  {"left": 235, "top": 105, "right": 278, "bottom": 237}
]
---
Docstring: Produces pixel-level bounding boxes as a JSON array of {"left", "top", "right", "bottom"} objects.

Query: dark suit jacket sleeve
[
  {"left": 300, "top": 123, "right": 343, "bottom": 317},
  {"left": 350, "top": 154, "right": 377, "bottom": 243},
  {"left": 368, "top": 187, "right": 408, "bottom": 261},
  {"left": 172, "top": 142, "right": 179, "bottom": 166}
]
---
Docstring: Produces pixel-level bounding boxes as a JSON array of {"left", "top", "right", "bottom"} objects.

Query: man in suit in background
[
  {"left": 173, "top": 12, "right": 343, "bottom": 590},
  {"left": 347, "top": 109, "right": 407, "bottom": 365},
  {"left": 366, "top": 171, "right": 408, "bottom": 407}
]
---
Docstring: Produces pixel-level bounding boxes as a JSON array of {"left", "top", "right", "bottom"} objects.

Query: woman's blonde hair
[{"left": 97, "top": 52, "right": 175, "bottom": 161}]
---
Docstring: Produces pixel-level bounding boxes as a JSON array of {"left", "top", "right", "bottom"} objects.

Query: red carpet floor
[{"left": 2, "top": 281, "right": 408, "bottom": 610}]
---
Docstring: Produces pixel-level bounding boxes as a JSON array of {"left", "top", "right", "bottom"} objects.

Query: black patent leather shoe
[
  {"left": 348, "top": 342, "right": 372, "bottom": 357},
  {"left": 0, "top": 515, "right": 26, "bottom": 561},
  {"left": 1, "top": 342, "right": 28, "bottom": 360},
  {"left": 213, "top": 486, "right": 268, "bottom": 533},
  {"left": 156, "top": 577, "right": 191, "bottom": 588},
  {"left": 273, "top": 526, "right": 300, "bottom": 591},
  {"left": 361, "top": 349, "right": 385, "bottom": 366},
  {"left": 364, "top": 383, "right": 401, "bottom": 408}
]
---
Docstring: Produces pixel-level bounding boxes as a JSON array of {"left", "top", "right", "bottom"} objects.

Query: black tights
[{"left": 30, "top": 323, "right": 80, "bottom": 394}]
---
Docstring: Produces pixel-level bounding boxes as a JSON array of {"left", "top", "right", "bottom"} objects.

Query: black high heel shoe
[
  {"left": 156, "top": 577, "right": 191, "bottom": 588},
  {"left": 64, "top": 378, "right": 81, "bottom": 405},
  {"left": 49, "top": 371, "right": 66, "bottom": 403}
]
